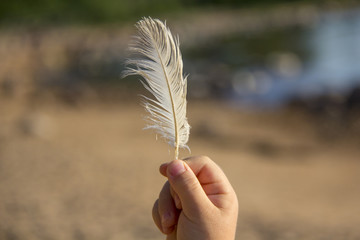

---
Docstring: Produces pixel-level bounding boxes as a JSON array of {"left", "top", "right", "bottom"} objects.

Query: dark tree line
[{"left": 0, "top": 0, "right": 320, "bottom": 25}]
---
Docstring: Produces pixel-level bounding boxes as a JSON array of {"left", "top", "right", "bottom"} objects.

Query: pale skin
[{"left": 152, "top": 156, "right": 238, "bottom": 240}]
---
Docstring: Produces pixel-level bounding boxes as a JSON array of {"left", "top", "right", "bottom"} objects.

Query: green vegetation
[
  {"left": 0, "top": 0, "right": 181, "bottom": 25},
  {"left": 0, "top": 0, "right": 326, "bottom": 25}
]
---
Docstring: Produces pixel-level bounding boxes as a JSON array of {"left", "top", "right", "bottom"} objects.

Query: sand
[{"left": 0, "top": 100, "right": 359, "bottom": 240}]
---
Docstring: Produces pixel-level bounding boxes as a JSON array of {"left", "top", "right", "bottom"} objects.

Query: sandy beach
[{"left": 0, "top": 99, "right": 359, "bottom": 240}]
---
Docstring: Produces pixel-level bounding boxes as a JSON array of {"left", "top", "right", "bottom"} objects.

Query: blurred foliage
[
  {"left": 0, "top": 0, "right": 181, "bottom": 25},
  {"left": 0, "top": 0, "right": 324, "bottom": 25}
]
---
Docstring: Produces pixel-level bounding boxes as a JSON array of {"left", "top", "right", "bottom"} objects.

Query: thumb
[{"left": 166, "top": 160, "right": 213, "bottom": 219}]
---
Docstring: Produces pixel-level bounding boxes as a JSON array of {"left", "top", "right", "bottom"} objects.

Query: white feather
[{"left": 123, "top": 17, "right": 190, "bottom": 159}]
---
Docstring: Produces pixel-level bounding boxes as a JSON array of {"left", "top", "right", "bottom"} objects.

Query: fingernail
[{"left": 169, "top": 161, "right": 186, "bottom": 178}]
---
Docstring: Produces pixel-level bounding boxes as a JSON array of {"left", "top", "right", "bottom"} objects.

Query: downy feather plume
[{"left": 123, "top": 17, "right": 190, "bottom": 159}]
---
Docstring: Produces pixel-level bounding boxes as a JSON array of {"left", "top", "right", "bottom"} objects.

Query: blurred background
[{"left": 0, "top": 0, "right": 360, "bottom": 239}]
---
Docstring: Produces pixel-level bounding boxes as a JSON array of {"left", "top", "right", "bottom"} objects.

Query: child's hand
[{"left": 152, "top": 156, "right": 238, "bottom": 240}]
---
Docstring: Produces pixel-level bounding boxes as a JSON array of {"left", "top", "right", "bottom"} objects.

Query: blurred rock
[
  {"left": 187, "top": 73, "right": 211, "bottom": 99},
  {"left": 345, "top": 86, "right": 360, "bottom": 133},
  {"left": 231, "top": 69, "right": 272, "bottom": 95},
  {"left": 18, "top": 112, "right": 55, "bottom": 139},
  {"left": 267, "top": 52, "right": 302, "bottom": 79},
  {"left": 288, "top": 85, "right": 360, "bottom": 138},
  {"left": 188, "top": 63, "right": 232, "bottom": 99},
  {"left": 1, "top": 78, "right": 17, "bottom": 98},
  {"left": 346, "top": 86, "right": 360, "bottom": 110}
]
